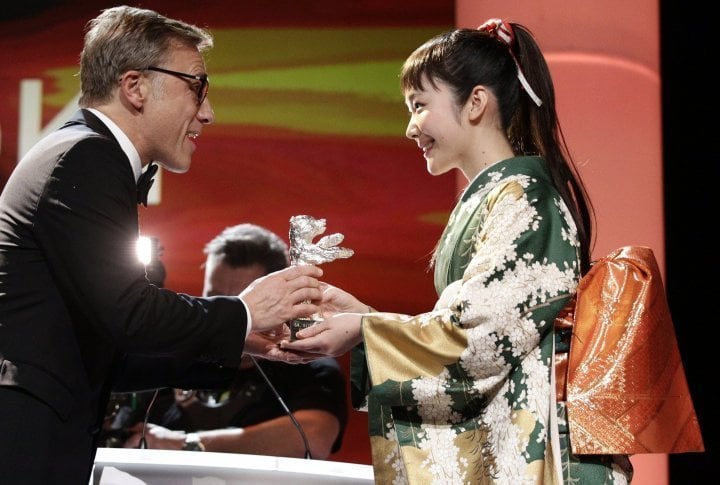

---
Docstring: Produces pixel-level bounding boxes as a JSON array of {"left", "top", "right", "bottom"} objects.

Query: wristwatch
[{"left": 183, "top": 432, "right": 205, "bottom": 451}]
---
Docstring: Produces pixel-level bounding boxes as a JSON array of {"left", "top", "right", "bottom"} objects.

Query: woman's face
[{"left": 404, "top": 75, "right": 469, "bottom": 177}]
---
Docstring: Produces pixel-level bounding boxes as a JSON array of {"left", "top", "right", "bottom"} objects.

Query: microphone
[
  {"left": 248, "top": 355, "right": 313, "bottom": 459},
  {"left": 137, "top": 388, "right": 160, "bottom": 449},
  {"left": 136, "top": 235, "right": 164, "bottom": 449}
]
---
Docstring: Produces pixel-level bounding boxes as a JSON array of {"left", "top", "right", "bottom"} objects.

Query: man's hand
[
  {"left": 123, "top": 423, "right": 185, "bottom": 450},
  {"left": 242, "top": 328, "right": 288, "bottom": 355},
  {"left": 240, "top": 265, "right": 322, "bottom": 332}
]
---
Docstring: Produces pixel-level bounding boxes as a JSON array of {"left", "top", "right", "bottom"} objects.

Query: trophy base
[{"left": 287, "top": 317, "right": 318, "bottom": 341}]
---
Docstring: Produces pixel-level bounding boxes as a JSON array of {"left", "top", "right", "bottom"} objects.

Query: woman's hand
[
  {"left": 318, "top": 283, "right": 369, "bottom": 317},
  {"left": 280, "top": 312, "right": 363, "bottom": 357}
]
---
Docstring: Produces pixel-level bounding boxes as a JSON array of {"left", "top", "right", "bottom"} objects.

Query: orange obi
[{"left": 555, "top": 246, "right": 704, "bottom": 454}]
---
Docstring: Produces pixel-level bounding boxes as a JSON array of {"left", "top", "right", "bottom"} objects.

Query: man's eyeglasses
[{"left": 142, "top": 66, "right": 209, "bottom": 105}]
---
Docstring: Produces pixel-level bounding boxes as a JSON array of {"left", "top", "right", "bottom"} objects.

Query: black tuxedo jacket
[{"left": 0, "top": 110, "right": 246, "bottom": 483}]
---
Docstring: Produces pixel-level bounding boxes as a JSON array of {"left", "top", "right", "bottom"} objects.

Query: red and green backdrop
[{"left": 0, "top": 1, "right": 677, "bottom": 483}]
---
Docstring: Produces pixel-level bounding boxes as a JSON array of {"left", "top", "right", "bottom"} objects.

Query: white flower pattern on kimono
[
  {"left": 356, "top": 158, "right": 614, "bottom": 484},
  {"left": 419, "top": 426, "right": 467, "bottom": 484}
]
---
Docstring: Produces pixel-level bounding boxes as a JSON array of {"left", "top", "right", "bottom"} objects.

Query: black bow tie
[{"left": 137, "top": 162, "right": 158, "bottom": 207}]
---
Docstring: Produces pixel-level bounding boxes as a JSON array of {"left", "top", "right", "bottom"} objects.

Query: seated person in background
[{"left": 122, "top": 223, "right": 348, "bottom": 459}]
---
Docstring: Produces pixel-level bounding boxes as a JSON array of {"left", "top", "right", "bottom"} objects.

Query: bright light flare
[{"left": 136, "top": 236, "right": 152, "bottom": 265}]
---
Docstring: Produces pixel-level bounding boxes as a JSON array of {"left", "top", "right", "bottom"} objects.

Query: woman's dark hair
[{"left": 400, "top": 24, "right": 595, "bottom": 274}]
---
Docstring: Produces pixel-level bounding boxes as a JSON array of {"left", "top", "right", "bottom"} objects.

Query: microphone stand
[
  {"left": 134, "top": 357, "right": 312, "bottom": 459},
  {"left": 137, "top": 389, "right": 160, "bottom": 449},
  {"left": 249, "top": 355, "right": 313, "bottom": 459}
]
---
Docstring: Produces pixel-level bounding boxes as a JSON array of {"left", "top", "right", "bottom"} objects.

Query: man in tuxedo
[
  {"left": 120, "top": 224, "right": 348, "bottom": 459},
  {"left": 0, "top": 6, "right": 322, "bottom": 485}
]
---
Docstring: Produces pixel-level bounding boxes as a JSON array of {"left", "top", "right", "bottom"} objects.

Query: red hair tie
[{"left": 478, "top": 18, "right": 543, "bottom": 107}]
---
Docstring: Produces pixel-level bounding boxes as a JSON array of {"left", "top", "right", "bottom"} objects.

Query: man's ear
[
  {"left": 119, "top": 71, "right": 145, "bottom": 109},
  {"left": 467, "top": 85, "right": 488, "bottom": 122}
]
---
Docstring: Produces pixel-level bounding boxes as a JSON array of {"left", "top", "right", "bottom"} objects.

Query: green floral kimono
[{"left": 351, "top": 157, "right": 632, "bottom": 484}]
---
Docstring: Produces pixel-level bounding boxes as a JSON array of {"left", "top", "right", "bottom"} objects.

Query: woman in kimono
[{"left": 282, "top": 19, "right": 634, "bottom": 484}]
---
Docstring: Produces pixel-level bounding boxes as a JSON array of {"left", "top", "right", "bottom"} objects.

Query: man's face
[
  {"left": 202, "top": 256, "right": 267, "bottom": 296},
  {"left": 141, "top": 41, "right": 214, "bottom": 174}
]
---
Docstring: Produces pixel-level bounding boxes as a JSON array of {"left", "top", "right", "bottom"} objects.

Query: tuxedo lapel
[{"left": 64, "top": 110, "right": 148, "bottom": 207}]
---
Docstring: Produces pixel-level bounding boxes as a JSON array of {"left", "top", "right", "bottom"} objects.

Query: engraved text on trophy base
[{"left": 287, "top": 317, "right": 318, "bottom": 341}]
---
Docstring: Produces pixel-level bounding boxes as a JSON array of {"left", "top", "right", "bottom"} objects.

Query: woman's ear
[
  {"left": 119, "top": 70, "right": 146, "bottom": 109},
  {"left": 467, "top": 85, "right": 488, "bottom": 122}
]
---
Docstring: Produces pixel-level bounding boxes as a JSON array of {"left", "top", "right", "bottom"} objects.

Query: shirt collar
[{"left": 87, "top": 108, "right": 143, "bottom": 182}]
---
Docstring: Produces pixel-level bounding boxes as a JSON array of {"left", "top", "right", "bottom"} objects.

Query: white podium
[{"left": 91, "top": 448, "right": 374, "bottom": 484}]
